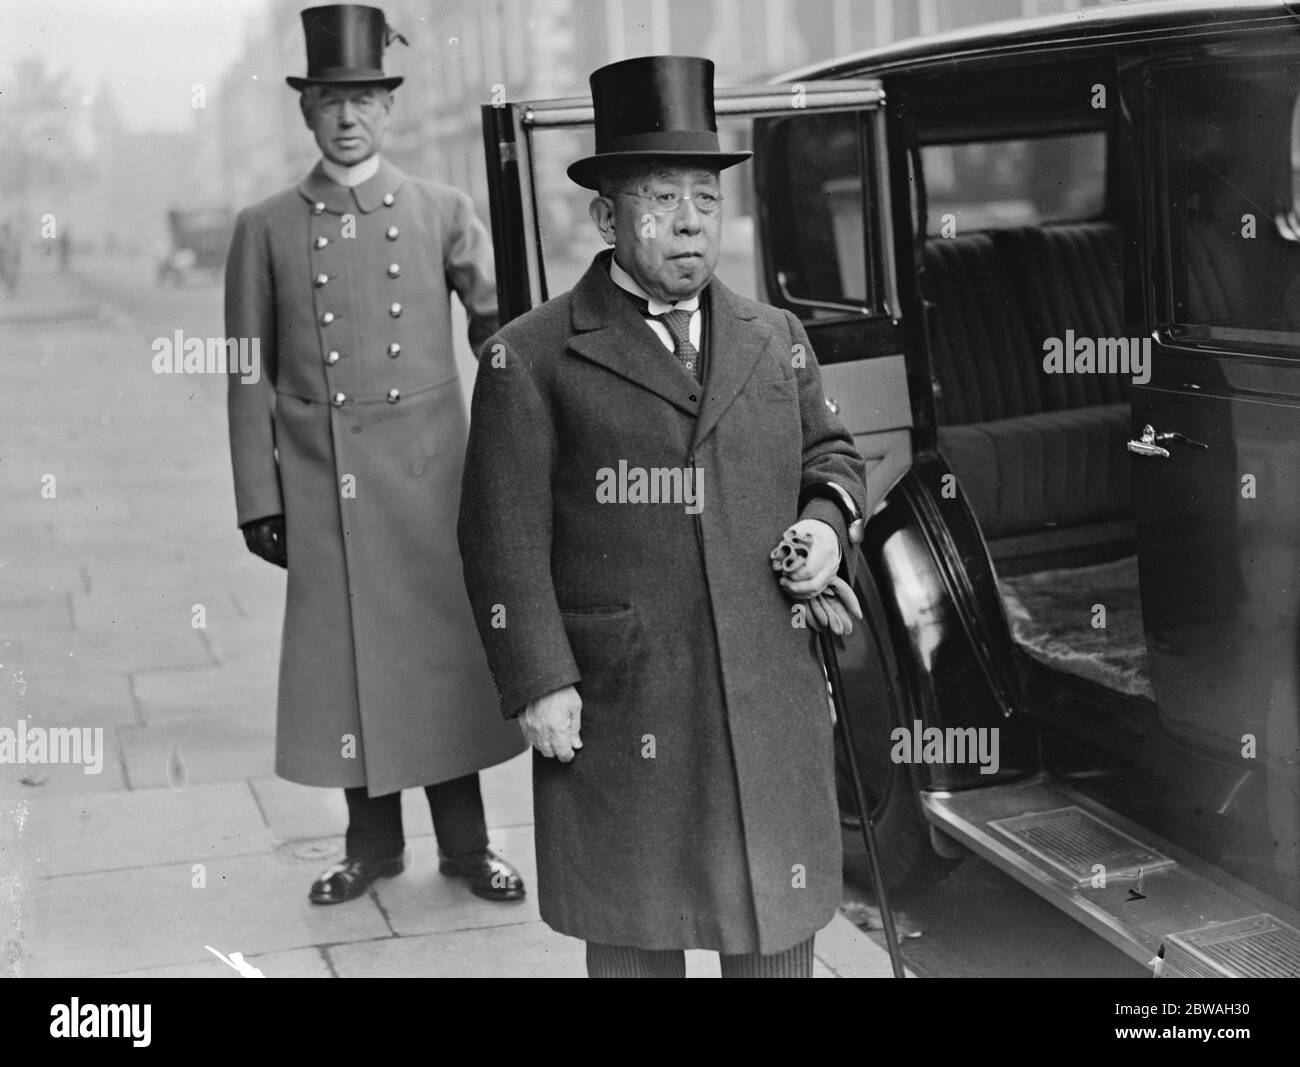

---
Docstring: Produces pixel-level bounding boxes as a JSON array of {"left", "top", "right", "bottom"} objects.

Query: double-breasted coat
[
  {"left": 226, "top": 157, "right": 526, "bottom": 798},
  {"left": 457, "top": 250, "right": 869, "bottom": 954}
]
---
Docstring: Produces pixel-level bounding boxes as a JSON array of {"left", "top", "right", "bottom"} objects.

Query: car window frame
[
  {"left": 1148, "top": 52, "right": 1300, "bottom": 359},
  {"left": 480, "top": 79, "right": 892, "bottom": 327}
]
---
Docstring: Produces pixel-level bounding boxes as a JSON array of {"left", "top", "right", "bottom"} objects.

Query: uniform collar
[
  {"left": 609, "top": 256, "right": 701, "bottom": 315},
  {"left": 297, "top": 155, "right": 406, "bottom": 215},
  {"left": 320, "top": 154, "right": 380, "bottom": 187}
]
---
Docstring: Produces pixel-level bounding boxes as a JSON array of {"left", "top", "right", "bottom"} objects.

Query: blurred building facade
[{"left": 202, "top": 0, "right": 1125, "bottom": 222}]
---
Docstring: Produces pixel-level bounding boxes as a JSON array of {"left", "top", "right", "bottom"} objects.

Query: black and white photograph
[{"left": 0, "top": 0, "right": 1295, "bottom": 1032}]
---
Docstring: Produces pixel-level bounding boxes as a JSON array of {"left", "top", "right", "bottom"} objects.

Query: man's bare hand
[
  {"left": 776, "top": 519, "right": 842, "bottom": 599},
  {"left": 519, "top": 685, "right": 583, "bottom": 761}
]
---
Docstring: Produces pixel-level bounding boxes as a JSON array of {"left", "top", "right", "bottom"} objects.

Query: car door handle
[
  {"left": 1127, "top": 424, "right": 1208, "bottom": 458},
  {"left": 1154, "top": 429, "right": 1208, "bottom": 449}
]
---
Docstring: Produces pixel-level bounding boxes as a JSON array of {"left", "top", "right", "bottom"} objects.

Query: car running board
[{"left": 921, "top": 775, "right": 1300, "bottom": 978}]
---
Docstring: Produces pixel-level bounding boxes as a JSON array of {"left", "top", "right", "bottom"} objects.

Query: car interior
[
  {"left": 901, "top": 62, "right": 1152, "bottom": 705},
  {"left": 759, "top": 55, "right": 1300, "bottom": 716}
]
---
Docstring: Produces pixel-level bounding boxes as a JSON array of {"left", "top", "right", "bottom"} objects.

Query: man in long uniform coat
[
  {"left": 458, "top": 56, "right": 869, "bottom": 976},
  {"left": 227, "top": 4, "right": 526, "bottom": 905}
]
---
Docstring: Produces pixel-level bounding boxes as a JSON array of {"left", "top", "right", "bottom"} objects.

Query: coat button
[
  {"left": 314, "top": 273, "right": 329, "bottom": 287},
  {"left": 387, "top": 262, "right": 400, "bottom": 278},
  {"left": 382, "top": 192, "right": 395, "bottom": 207},
  {"left": 386, "top": 387, "right": 400, "bottom": 403},
  {"left": 331, "top": 392, "right": 346, "bottom": 407},
  {"left": 315, "top": 236, "right": 329, "bottom": 249},
  {"left": 389, "top": 302, "right": 402, "bottom": 317},
  {"left": 320, "top": 311, "right": 335, "bottom": 326},
  {"left": 387, "top": 342, "right": 401, "bottom": 357},
  {"left": 325, "top": 350, "right": 340, "bottom": 365},
  {"left": 385, "top": 226, "right": 399, "bottom": 240},
  {"left": 312, "top": 201, "right": 325, "bottom": 215}
]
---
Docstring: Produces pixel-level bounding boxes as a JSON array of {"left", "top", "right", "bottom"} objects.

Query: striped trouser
[{"left": 585, "top": 937, "right": 815, "bottom": 978}]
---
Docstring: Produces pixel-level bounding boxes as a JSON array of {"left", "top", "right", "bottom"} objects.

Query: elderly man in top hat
[
  {"left": 226, "top": 4, "right": 527, "bottom": 907},
  {"left": 458, "top": 56, "right": 869, "bottom": 977}
]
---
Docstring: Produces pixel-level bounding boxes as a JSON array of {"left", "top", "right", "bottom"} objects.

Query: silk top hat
[
  {"left": 286, "top": 5, "right": 405, "bottom": 91},
  {"left": 567, "top": 55, "right": 751, "bottom": 190}
]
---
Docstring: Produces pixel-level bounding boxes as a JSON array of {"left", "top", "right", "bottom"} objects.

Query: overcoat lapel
[{"left": 691, "top": 278, "right": 773, "bottom": 451}]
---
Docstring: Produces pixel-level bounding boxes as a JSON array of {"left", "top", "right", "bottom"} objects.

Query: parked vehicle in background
[{"left": 156, "top": 207, "right": 234, "bottom": 288}]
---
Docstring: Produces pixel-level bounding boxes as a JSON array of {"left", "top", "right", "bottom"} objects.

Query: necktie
[
  {"left": 655, "top": 309, "right": 700, "bottom": 379},
  {"left": 622, "top": 290, "right": 701, "bottom": 379}
]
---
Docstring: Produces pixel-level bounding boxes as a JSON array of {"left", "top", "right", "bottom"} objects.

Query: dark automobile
[
  {"left": 482, "top": 0, "right": 1300, "bottom": 977},
  {"left": 156, "top": 207, "right": 235, "bottom": 287}
]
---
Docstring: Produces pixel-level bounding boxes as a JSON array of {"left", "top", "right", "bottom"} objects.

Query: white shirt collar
[
  {"left": 609, "top": 257, "right": 701, "bottom": 315},
  {"left": 320, "top": 154, "right": 381, "bottom": 188}
]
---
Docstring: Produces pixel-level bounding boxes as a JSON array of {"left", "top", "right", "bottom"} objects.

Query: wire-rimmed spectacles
[{"left": 615, "top": 190, "right": 724, "bottom": 215}]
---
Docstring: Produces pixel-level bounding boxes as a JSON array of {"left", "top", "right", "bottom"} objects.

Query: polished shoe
[
  {"left": 308, "top": 853, "right": 404, "bottom": 905},
  {"left": 438, "top": 848, "right": 526, "bottom": 901}
]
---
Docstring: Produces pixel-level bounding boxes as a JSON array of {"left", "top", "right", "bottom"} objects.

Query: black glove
[{"left": 241, "top": 514, "right": 287, "bottom": 569}]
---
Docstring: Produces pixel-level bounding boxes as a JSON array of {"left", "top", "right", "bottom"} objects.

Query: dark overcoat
[
  {"left": 457, "top": 251, "right": 869, "bottom": 954},
  {"left": 226, "top": 157, "right": 526, "bottom": 797}
]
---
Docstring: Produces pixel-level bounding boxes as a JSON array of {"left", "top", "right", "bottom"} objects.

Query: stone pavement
[{"left": 0, "top": 257, "right": 900, "bottom": 978}]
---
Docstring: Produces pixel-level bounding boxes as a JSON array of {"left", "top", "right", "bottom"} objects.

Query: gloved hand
[
  {"left": 801, "top": 577, "right": 863, "bottom": 636},
  {"left": 241, "top": 514, "right": 287, "bottom": 569},
  {"left": 770, "top": 527, "right": 862, "bottom": 635},
  {"left": 772, "top": 519, "right": 841, "bottom": 598}
]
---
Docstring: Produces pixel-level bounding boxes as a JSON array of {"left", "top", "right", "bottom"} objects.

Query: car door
[{"left": 1134, "top": 53, "right": 1300, "bottom": 909}]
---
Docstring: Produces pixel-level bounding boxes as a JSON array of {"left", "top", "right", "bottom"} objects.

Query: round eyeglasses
[{"left": 616, "top": 190, "right": 724, "bottom": 215}]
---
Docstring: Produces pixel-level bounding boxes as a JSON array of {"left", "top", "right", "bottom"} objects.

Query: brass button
[
  {"left": 312, "top": 201, "right": 325, "bottom": 215},
  {"left": 385, "top": 226, "right": 399, "bottom": 240},
  {"left": 387, "top": 342, "right": 401, "bottom": 358},
  {"left": 387, "top": 263, "right": 400, "bottom": 278},
  {"left": 320, "top": 311, "right": 335, "bottom": 326},
  {"left": 325, "top": 350, "right": 340, "bottom": 365},
  {"left": 314, "top": 273, "right": 329, "bottom": 287},
  {"left": 315, "top": 236, "right": 329, "bottom": 249},
  {"left": 382, "top": 192, "right": 395, "bottom": 207},
  {"left": 386, "top": 387, "right": 400, "bottom": 403},
  {"left": 331, "top": 392, "right": 346, "bottom": 407},
  {"left": 389, "top": 302, "right": 402, "bottom": 318}
]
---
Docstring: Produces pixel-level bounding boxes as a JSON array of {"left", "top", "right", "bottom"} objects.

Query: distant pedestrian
[{"left": 0, "top": 221, "right": 21, "bottom": 295}]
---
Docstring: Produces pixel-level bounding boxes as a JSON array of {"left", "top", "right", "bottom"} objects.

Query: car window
[
  {"left": 756, "top": 110, "right": 887, "bottom": 319},
  {"left": 922, "top": 133, "right": 1106, "bottom": 234},
  {"left": 1158, "top": 60, "right": 1300, "bottom": 350}
]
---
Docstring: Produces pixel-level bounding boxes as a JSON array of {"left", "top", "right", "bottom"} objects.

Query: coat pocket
[{"left": 559, "top": 605, "right": 641, "bottom": 712}]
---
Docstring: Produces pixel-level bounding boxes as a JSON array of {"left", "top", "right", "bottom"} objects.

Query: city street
[{"left": 0, "top": 252, "right": 1148, "bottom": 979}]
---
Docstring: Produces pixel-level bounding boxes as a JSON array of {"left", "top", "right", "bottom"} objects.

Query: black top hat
[
  {"left": 286, "top": 5, "right": 404, "bottom": 91},
  {"left": 567, "top": 55, "right": 751, "bottom": 190}
]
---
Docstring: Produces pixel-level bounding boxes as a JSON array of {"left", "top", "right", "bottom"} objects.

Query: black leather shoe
[
  {"left": 438, "top": 849, "right": 526, "bottom": 901},
  {"left": 309, "top": 854, "right": 404, "bottom": 905}
]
